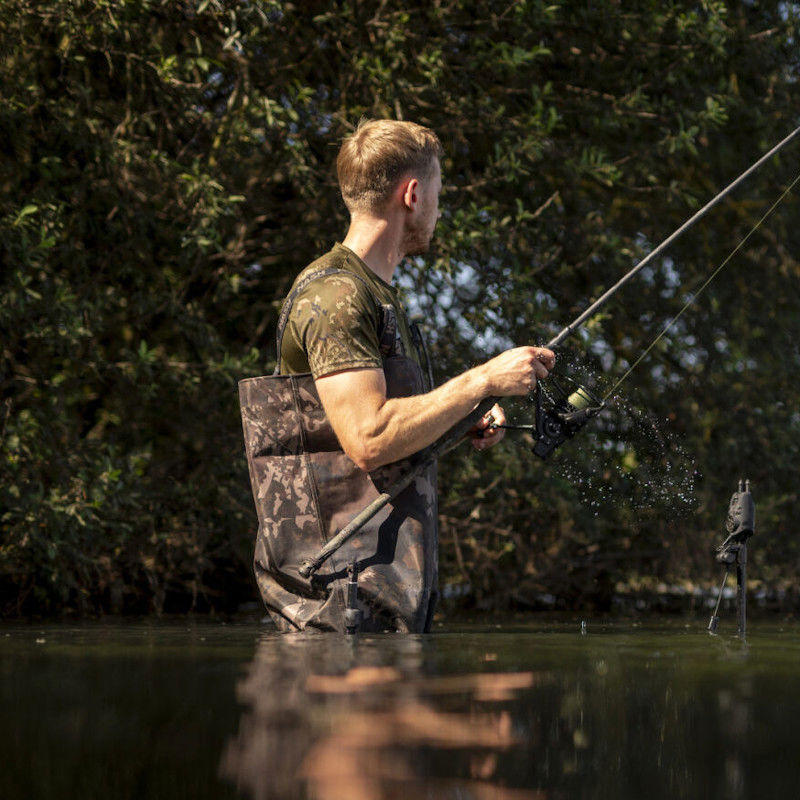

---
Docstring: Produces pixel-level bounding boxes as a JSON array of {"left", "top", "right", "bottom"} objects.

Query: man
[{"left": 239, "top": 119, "right": 554, "bottom": 633}]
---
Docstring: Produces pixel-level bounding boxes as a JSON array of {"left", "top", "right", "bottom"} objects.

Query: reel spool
[{"left": 531, "top": 375, "right": 605, "bottom": 459}]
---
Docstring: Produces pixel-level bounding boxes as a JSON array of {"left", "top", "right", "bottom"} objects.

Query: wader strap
[
  {"left": 377, "top": 304, "right": 400, "bottom": 358},
  {"left": 273, "top": 267, "right": 382, "bottom": 376},
  {"left": 410, "top": 322, "right": 435, "bottom": 391}
]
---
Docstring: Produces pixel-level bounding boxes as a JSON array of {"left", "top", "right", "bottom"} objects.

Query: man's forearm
[{"left": 357, "top": 365, "right": 492, "bottom": 469}]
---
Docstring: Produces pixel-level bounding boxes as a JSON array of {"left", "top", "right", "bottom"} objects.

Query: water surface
[{"left": 2, "top": 616, "right": 799, "bottom": 799}]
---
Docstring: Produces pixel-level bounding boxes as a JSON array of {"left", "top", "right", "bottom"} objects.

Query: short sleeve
[{"left": 288, "top": 271, "right": 383, "bottom": 379}]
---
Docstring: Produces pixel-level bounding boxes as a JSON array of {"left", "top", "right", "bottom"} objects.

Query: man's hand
[
  {"left": 478, "top": 346, "right": 555, "bottom": 396},
  {"left": 470, "top": 403, "right": 506, "bottom": 451}
]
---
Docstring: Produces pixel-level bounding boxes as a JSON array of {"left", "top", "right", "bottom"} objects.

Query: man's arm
[{"left": 315, "top": 346, "right": 555, "bottom": 471}]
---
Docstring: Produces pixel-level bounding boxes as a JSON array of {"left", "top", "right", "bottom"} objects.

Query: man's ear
[{"left": 401, "top": 178, "right": 419, "bottom": 211}]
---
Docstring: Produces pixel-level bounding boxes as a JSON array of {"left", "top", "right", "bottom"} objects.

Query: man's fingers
[
  {"left": 483, "top": 346, "right": 555, "bottom": 397},
  {"left": 474, "top": 403, "right": 506, "bottom": 449},
  {"left": 538, "top": 350, "right": 556, "bottom": 369},
  {"left": 489, "top": 403, "right": 506, "bottom": 426},
  {"left": 532, "top": 360, "right": 550, "bottom": 380},
  {"left": 532, "top": 348, "right": 555, "bottom": 371}
]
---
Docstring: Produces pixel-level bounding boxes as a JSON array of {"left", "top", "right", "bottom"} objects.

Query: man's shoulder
[
  {"left": 295, "top": 246, "right": 351, "bottom": 281},
  {"left": 284, "top": 247, "right": 384, "bottom": 378},
  {"left": 291, "top": 247, "right": 377, "bottom": 317}
]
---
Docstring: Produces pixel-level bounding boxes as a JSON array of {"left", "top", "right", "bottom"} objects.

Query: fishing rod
[{"left": 299, "top": 125, "right": 800, "bottom": 582}]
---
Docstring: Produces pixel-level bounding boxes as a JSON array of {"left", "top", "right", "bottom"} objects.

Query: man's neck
[{"left": 341, "top": 215, "right": 403, "bottom": 284}]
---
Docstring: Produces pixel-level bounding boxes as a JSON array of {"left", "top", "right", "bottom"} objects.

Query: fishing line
[{"left": 602, "top": 170, "right": 800, "bottom": 401}]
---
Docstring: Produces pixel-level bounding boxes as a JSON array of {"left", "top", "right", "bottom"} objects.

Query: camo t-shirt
[{"left": 280, "top": 243, "right": 419, "bottom": 379}]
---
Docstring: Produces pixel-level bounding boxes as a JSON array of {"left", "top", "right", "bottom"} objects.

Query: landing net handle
[{"left": 298, "top": 396, "right": 498, "bottom": 579}]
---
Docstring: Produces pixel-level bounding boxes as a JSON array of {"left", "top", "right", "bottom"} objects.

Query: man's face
[{"left": 403, "top": 159, "right": 442, "bottom": 257}]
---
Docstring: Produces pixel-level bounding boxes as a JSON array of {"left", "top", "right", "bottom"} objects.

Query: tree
[{"left": 1, "top": 0, "right": 798, "bottom": 615}]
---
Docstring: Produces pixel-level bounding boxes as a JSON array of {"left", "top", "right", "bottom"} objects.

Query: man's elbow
[
  {"left": 341, "top": 430, "right": 393, "bottom": 472},
  {"left": 347, "top": 441, "right": 385, "bottom": 473}
]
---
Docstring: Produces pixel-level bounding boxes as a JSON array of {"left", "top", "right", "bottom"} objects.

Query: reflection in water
[
  {"left": 220, "top": 634, "right": 546, "bottom": 799},
  {"left": 4, "top": 622, "right": 800, "bottom": 799},
  {"left": 220, "top": 626, "right": 800, "bottom": 800}
]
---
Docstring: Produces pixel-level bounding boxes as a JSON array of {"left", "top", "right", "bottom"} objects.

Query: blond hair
[{"left": 336, "top": 119, "right": 443, "bottom": 214}]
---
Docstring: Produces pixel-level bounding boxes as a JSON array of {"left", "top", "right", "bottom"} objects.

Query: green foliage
[{"left": 1, "top": 0, "right": 799, "bottom": 615}]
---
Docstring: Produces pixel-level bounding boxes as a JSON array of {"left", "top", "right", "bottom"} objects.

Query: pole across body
[{"left": 298, "top": 395, "right": 498, "bottom": 578}]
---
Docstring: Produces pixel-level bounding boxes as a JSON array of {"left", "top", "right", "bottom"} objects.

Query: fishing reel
[
  {"left": 531, "top": 375, "right": 605, "bottom": 459},
  {"left": 491, "top": 374, "right": 605, "bottom": 459}
]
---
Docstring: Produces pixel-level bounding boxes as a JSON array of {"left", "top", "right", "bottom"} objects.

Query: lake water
[{"left": 2, "top": 615, "right": 799, "bottom": 799}]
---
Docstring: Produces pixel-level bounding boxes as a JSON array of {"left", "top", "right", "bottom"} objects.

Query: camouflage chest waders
[{"left": 239, "top": 268, "right": 439, "bottom": 633}]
